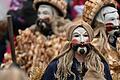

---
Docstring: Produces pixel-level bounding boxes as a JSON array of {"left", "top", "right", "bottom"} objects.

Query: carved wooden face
[
  {"left": 37, "top": 5, "right": 54, "bottom": 24},
  {"left": 105, "top": 11, "right": 119, "bottom": 33},
  {"left": 96, "top": 7, "right": 119, "bottom": 33},
  {"left": 71, "top": 27, "right": 90, "bottom": 55},
  {"left": 72, "top": 27, "right": 90, "bottom": 44}
]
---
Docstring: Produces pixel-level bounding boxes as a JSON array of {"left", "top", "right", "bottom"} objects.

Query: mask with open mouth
[
  {"left": 71, "top": 38, "right": 91, "bottom": 55},
  {"left": 71, "top": 43, "right": 91, "bottom": 55},
  {"left": 36, "top": 19, "right": 53, "bottom": 36}
]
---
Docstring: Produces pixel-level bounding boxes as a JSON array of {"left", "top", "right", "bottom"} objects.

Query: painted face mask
[
  {"left": 72, "top": 27, "right": 89, "bottom": 44},
  {"left": 71, "top": 27, "right": 90, "bottom": 55},
  {"left": 36, "top": 5, "right": 54, "bottom": 36},
  {"left": 105, "top": 11, "right": 119, "bottom": 33},
  {"left": 37, "top": 5, "right": 53, "bottom": 23},
  {"left": 96, "top": 6, "right": 120, "bottom": 33},
  {"left": 105, "top": 11, "right": 120, "bottom": 45},
  {"left": 96, "top": 6, "right": 120, "bottom": 48},
  {"left": 107, "top": 12, "right": 120, "bottom": 48},
  {"left": 104, "top": 7, "right": 120, "bottom": 48}
]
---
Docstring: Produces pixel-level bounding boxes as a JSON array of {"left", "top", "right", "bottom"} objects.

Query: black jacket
[{"left": 41, "top": 57, "right": 112, "bottom": 80}]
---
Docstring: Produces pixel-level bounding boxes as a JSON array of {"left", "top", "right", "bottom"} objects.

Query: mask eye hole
[
  {"left": 111, "top": 18, "right": 115, "bottom": 21},
  {"left": 43, "top": 11, "right": 49, "bottom": 15},
  {"left": 84, "top": 35, "right": 88, "bottom": 37},
  {"left": 83, "top": 32, "right": 88, "bottom": 37},
  {"left": 73, "top": 33, "right": 80, "bottom": 37},
  {"left": 74, "top": 34, "right": 79, "bottom": 37},
  {"left": 38, "top": 11, "right": 41, "bottom": 15}
]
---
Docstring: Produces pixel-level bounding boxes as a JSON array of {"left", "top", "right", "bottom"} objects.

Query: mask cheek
[
  {"left": 84, "top": 37, "right": 90, "bottom": 43},
  {"left": 44, "top": 15, "right": 53, "bottom": 23},
  {"left": 72, "top": 37, "right": 80, "bottom": 44},
  {"left": 113, "top": 20, "right": 119, "bottom": 26},
  {"left": 105, "top": 20, "right": 119, "bottom": 26}
]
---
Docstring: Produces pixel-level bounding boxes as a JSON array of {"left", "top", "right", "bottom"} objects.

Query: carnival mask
[
  {"left": 37, "top": 5, "right": 53, "bottom": 23},
  {"left": 96, "top": 6, "right": 120, "bottom": 48},
  {"left": 36, "top": 5, "right": 54, "bottom": 36},
  {"left": 96, "top": 6, "right": 120, "bottom": 33},
  {"left": 104, "top": 7, "right": 120, "bottom": 48},
  {"left": 105, "top": 11, "right": 120, "bottom": 33},
  {"left": 71, "top": 27, "right": 90, "bottom": 55}
]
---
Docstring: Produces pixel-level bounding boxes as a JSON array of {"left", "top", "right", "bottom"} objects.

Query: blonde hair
[
  {"left": 93, "top": 21, "right": 110, "bottom": 54},
  {"left": 51, "top": 16, "right": 70, "bottom": 36},
  {"left": 54, "top": 42, "right": 105, "bottom": 80}
]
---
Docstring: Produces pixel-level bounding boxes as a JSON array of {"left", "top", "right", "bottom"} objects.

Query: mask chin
[
  {"left": 71, "top": 43, "right": 91, "bottom": 55},
  {"left": 77, "top": 47, "right": 87, "bottom": 55},
  {"left": 36, "top": 19, "right": 49, "bottom": 28},
  {"left": 36, "top": 19, "right": 53, "bottom": 36}
]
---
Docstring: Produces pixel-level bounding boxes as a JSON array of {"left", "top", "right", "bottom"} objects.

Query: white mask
[
  {"left": 96, "top": 6, "right": 119, "bottom": 33},
  {"left": 72, "top": 27, "right": 89, "bottom": 44},
  {"left": 104, "top": 11, "right": 119, "bottom": 26},
  {"left": 37, "top": 5, "right": 54, "bottom": 23}
]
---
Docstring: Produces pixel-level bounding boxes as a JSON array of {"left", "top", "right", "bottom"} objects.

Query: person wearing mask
[{"left": 41, "top": 20, "right": 112, "bottom": 80}]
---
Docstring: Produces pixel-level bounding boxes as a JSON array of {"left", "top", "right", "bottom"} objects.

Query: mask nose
[
  {"left": 80, "top": 35, "right": 84, "bottom": 42},
  {"left": 38, "top": 14, "right": 46, "bottom": 20},
  {"left": 80, "top": 36, "right": 84, "bottom": 43}
]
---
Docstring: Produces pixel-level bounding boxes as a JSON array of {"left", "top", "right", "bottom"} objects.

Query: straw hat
[
  {"left": 33, "top": 0, "right": 67, "bottom": 17},
  {"left": 83, "top": 0, "right": 115, "bottom": 27}
]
